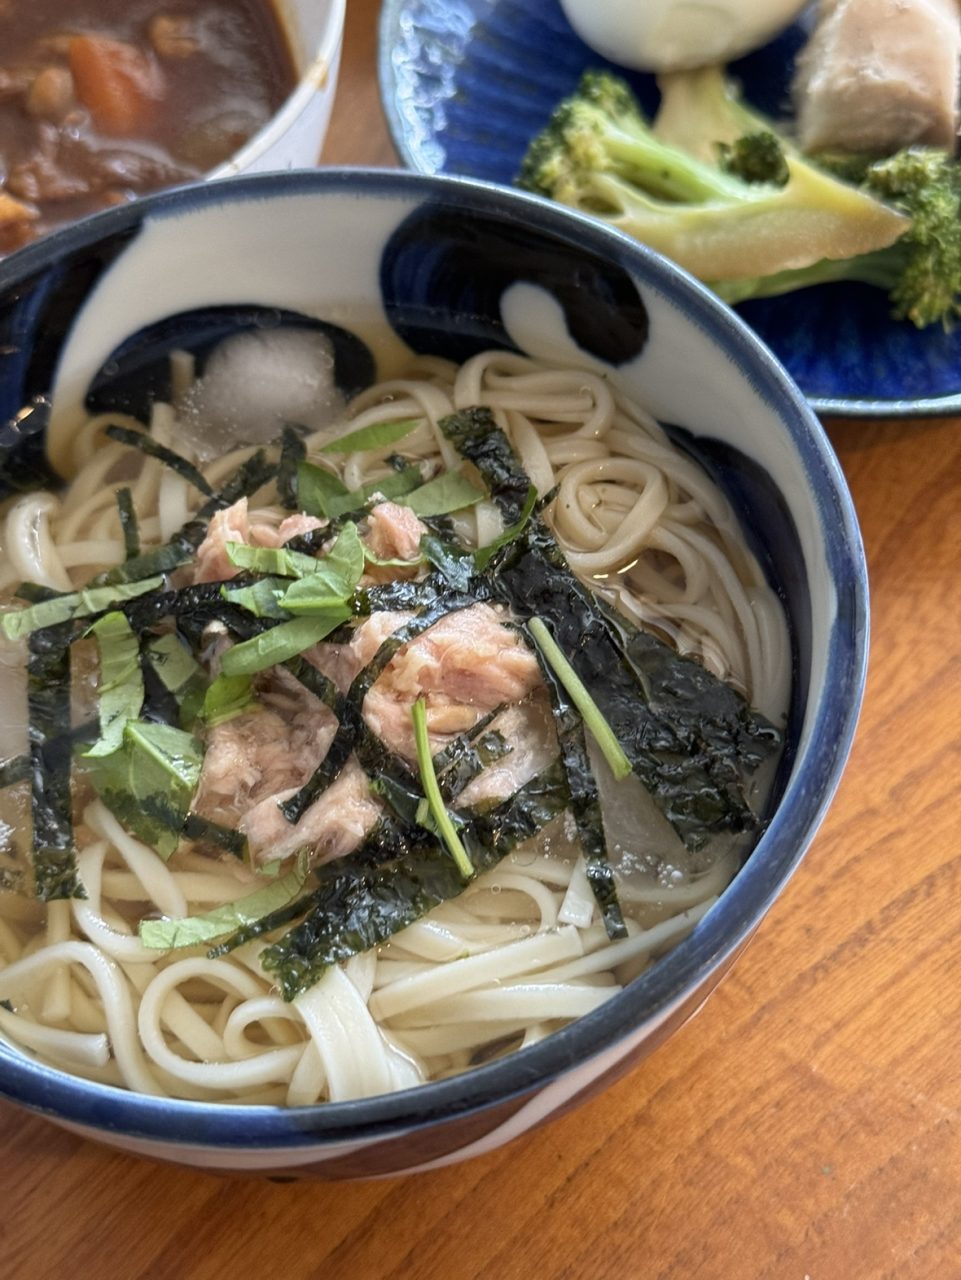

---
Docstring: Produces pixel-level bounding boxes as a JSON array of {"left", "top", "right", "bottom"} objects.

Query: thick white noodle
[{"left": 0, "top": 351, "right": 789, "bottom": 1104}]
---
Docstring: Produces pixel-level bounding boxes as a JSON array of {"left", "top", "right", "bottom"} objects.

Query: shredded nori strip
[
  {"left": 420, "top": 532, "right": 475, "bottom": 592},
  {"left": 430, "top": 704, "right": 505, "bottom": 782},
  {"left": 0, "top": 755, "right": 29, "bottom": 790},
  {"left": 0, "top": 720, "right": 98, "bottom": 793},
  {"left": 181, "top": 812, "right": 248, "bottom": 860},
  {"left": 216, "top": 760, "right": 569, "bottom": 999},
  {"left": 528, "top": 632, "right": 627, "bottom": 940},
  {"left": 116, "top": 487, "right": 139, "bottom": 560},
  {"left": 14, "top": 582, "right": 62, "bottom": 603},
  {"left": 352, "top": 571, "right": 471, "bottom": 617},
  {"left": 440, "top": 411, "right": 780, "bottom": 849},
  {"left": 439, "top": 407, "right": 531, "bottom": 522},
  {"left": 105, "top": 425, "right": 213, "bottom": 496},
  {"left": 437, "top": 730, "right": 512, "bottom": 802},
  {"left": 197, "top": 449, "right": 276, "bottom": 518},
  {"left": 120, "top": 580, "right": 269, "bottom": 644},
  {"left": 94, "top": 450, "right": 277, "bottom": 587},
  {"left": 282, "top": 526, "right": 329, "bottom": 556},
  {"left": 277, "top": 426, "right": 306, "bottom": 510},
  {"left": 278, "top": 594, "right": 478, "bottom": 824},
  {"left": 27, "top": 623, "right": 84, "bottom": 900}
]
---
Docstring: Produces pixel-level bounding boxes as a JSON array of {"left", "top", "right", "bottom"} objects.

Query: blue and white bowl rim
[{"left": 0, "top": 168, "right": 869, "bottom": 1147}]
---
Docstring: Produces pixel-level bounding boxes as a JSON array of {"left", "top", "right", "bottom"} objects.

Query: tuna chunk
[
  {"left": 192, "top": 498, "right": 327, "bottom": 583},
  {"left": 307, "top": 610, "right": 414, "bottom": 693},
  {"left": 193, "top": 670, "right": 338, "bottom": 826},
  {"left": 250, "top": 512, "right": 326, "bottom": 548},
  {"left": 793, "top": 0, "right": 961, "bottom": 153},
  {"left": 240, "top": 757, "right": 381, "bottom": 865},
  {"left": 363, "top": 603, "right": 543, "bottom": 759},
  {"left": 365, "top": 501, "right": 428, "bottom": 562},
  {"left": 193, "top": 667, "right": 379, "bottom": 867},
  {"left": 193, "top": 497, "right": 251, "bottom": 584}
]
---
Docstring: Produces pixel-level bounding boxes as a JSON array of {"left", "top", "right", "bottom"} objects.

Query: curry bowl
[
  {"left": 0, "top": 0, "right": 344, "bottom": 254},
  {"left": 0, "top": 169, "right": 867, "bottom": 1178}
]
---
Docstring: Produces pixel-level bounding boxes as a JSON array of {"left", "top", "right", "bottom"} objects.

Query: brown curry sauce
[{"left": 0, "top": 0, "right": 297, "bottom": 254}]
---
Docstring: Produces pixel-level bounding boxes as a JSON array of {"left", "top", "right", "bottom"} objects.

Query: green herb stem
[
  {"left": 411, "top": 698, "right": 474, "bottom": 879},
  {"left": 526, "top": 616, "right": 632, "bottom": 781}
]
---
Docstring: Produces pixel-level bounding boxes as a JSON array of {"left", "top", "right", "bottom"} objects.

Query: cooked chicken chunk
[{"left": 793, "top": 0, "right": 961, "bottom": 153}]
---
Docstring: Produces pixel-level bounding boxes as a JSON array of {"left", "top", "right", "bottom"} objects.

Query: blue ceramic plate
[{"left": 379, "top": 0, "right": 961, "bottom": 418}]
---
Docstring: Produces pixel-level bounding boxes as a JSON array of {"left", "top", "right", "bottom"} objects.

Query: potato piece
[{"left": 26, "top": 67, "right": 75, "bottom": 123}]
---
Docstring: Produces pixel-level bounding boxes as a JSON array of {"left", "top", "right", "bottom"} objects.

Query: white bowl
[
  {"left": 210, "top": 0, "right": 346, "bottom": 178},
  {"left": 0, "top": 169, "right": 867, "bottom": 1178}
]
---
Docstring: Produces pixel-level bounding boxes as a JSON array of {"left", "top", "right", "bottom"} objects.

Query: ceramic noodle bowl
[{"left": 0, "top": 170, "right": 867, "bottom": 1178}]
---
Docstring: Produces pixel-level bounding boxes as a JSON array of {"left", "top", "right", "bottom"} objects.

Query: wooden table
[{"left": 3, "top": 3, "right": 961, "bottom": 1276}]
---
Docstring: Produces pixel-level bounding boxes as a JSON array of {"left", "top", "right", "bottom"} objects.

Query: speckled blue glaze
[
  {"left": 0, "top": 170, "right": 867, "bottom": 1177},
  {"left": 379, "top": 0, "right": 961, "bottom": 418}
]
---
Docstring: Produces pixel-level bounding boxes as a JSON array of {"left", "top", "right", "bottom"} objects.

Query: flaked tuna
[
  {"left": 363, "top": 603, "right": 543, "bottom": 759},
  {"left": 240, "top": 757, "right": 382, "bottom": 865},
  {"left": 192, "top": 498, "right": 327, "bottom": 584},
  {"left": 365, "top": 501, "right": 428, "bottom": 562},
  {"left": 194, "top": 670, "right": 338, "bottom": 826}
]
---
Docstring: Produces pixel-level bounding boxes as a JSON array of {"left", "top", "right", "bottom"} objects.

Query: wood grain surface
[{"left": 2, "top": 3, "right": 960, "bottom": 1276}]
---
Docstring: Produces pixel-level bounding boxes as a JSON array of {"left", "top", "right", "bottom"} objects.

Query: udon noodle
[{"left": 0, "top": 347, "right": 789, "bottom": 1105}]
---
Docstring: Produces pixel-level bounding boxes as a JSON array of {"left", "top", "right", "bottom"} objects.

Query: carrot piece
[{"left": 68, "top": 34, "right": 165, "bottom": 138}]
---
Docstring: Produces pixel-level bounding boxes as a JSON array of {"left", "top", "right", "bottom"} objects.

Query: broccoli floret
[
  {"left": 716, "top": 148, "right": 961, "bottom": 329},
  {"left": 863, "top": 149, "right": 961, "bottom": 328},
  {"left": 717, "top": 132, "right": 790, "bottom": 187},
  {"left": 516, "top": 69, "right": 922, "bottom": 320},
  {"left": 518, "top": 70, "right": 749, "bottom": 208}
]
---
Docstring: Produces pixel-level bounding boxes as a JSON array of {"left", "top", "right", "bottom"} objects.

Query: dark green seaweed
[
  {"left": 529, "top": 635, "right": 627, "bottom": 940},
  {"left": 27, "top": 623, "right": 84, "bottom": 900},
  {"left": 181, "top": 812, "right": 248, "bottom": 860},
  {"left": 196, "top": 449, "right": 276, "bottom": 518},
  {"left": 439, "top": 407, "right": 531, "bottom": 522},
  {"left": 116, "top": 487, "right": 139, "bottom": 560},
  {"left": 14, "top": 583, "right": 61, "bottom": 604},
  {"left": 277, "top": 426, "right": 306, "bottom": 510},
  {"left": 495, "top": 521, "right": 770, "bottom": 847},
  {"left": 94, "top": 450, "right": 276, "bottom": 587},
  {"left": 0, "top": 755, "right": 29, "bottom": 790},
  {"left": 221, "top": 760, "right": 569, "bottom": 1000},
  {"left": 351, "top": 574, "right": 454, "bottom": 616},
  {"left": 440, "top": 414, "right": 780, "bottom": 850},
  {"left": 120, "top": 580, "right": 269, "bottom": 644},
  {"left": 420, "top": 533, "right": 475, "bottom": 592},
  {"left": 105, "top": 425, "right": 213, "bottom": 496}
]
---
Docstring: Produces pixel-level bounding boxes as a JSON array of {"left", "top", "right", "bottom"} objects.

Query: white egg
[{"left": 558, "top": 0, "right": 809, "bottom": 72}]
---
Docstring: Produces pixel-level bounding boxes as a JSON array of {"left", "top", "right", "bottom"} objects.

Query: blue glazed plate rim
[
  {"left": 0, "top": 169, "right": 868, "bottom": 1150},
  {"left": 376, "top": 0, "right": 961, "bottom": 423}
]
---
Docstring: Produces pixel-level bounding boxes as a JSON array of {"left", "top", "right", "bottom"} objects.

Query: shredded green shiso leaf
[
  {"left": 140, "top": 850, "right": 311, "bottom": 950},
  {"left": 82, "top": 612, "right": 145, "bottom": 758}
]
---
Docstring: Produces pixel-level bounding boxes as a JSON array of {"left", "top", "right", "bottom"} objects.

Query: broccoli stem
[
  {"left": 712, "top": 247, "right": 903, "bottom": 307},
  {"left": 598, "top": 121, "right": 749, "bottom": 203}
]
